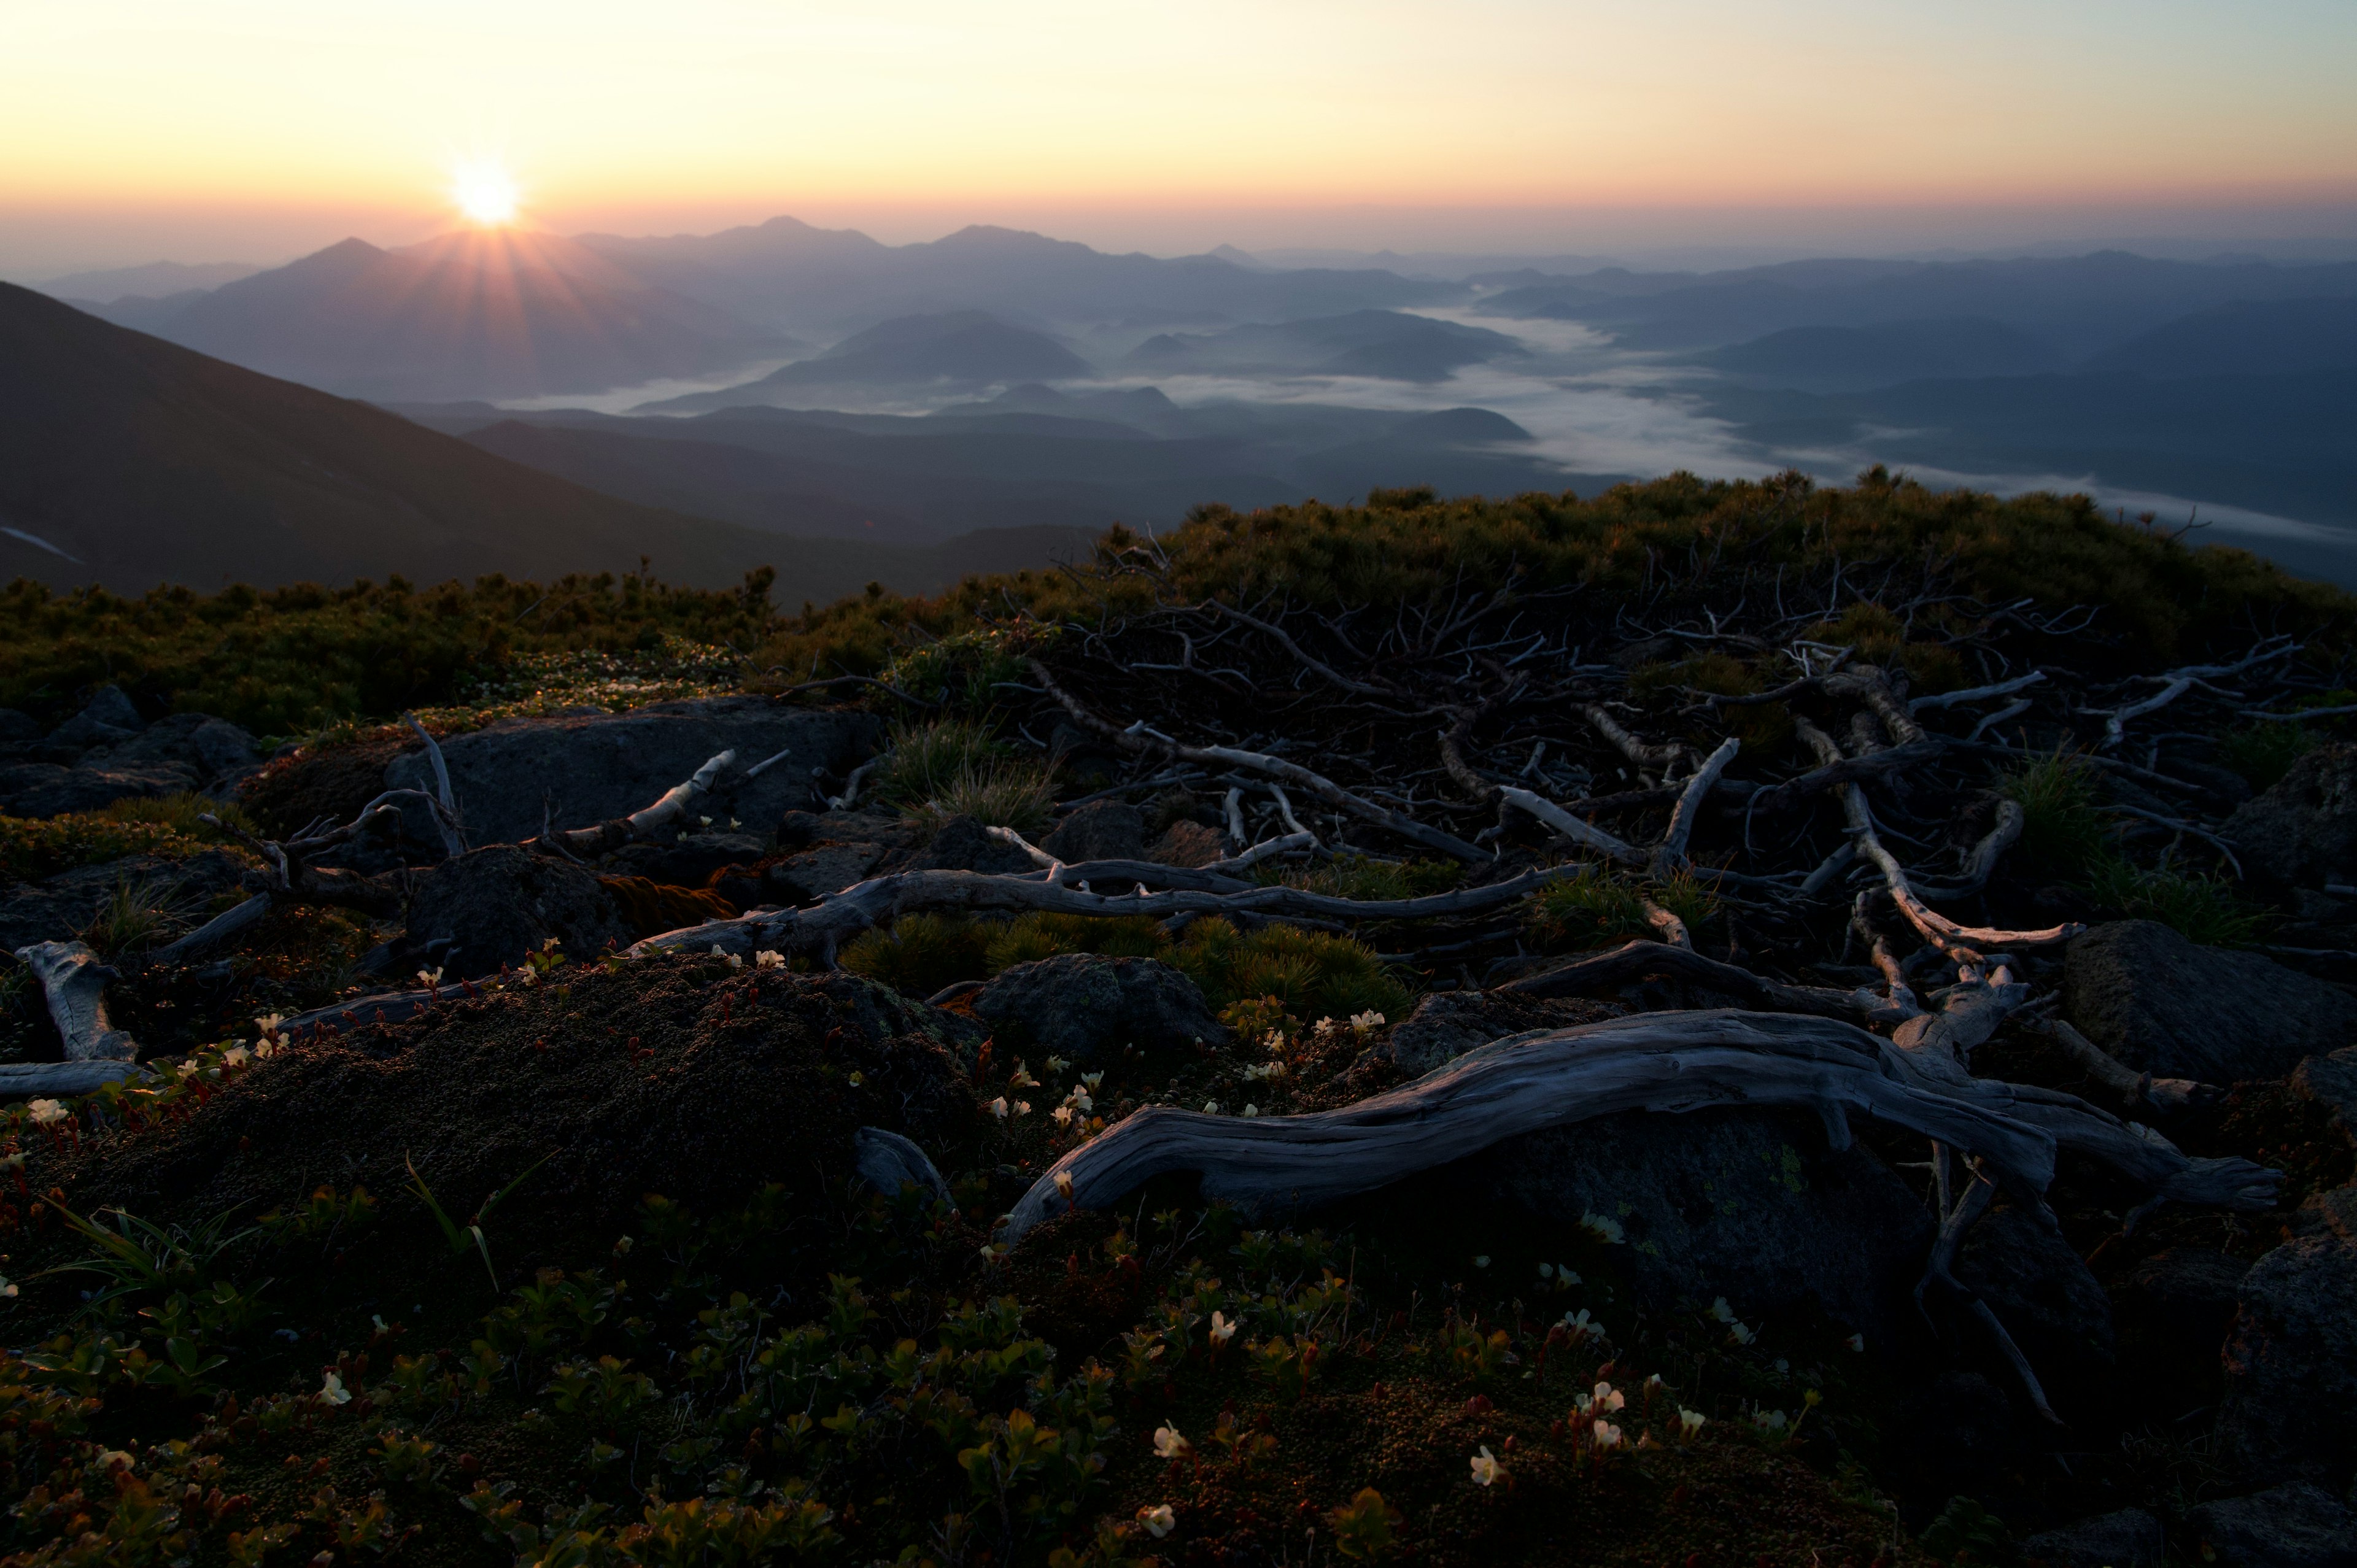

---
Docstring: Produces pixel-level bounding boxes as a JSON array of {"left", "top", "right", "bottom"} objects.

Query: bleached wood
[
  {"left": 12, "top": 940, "right": 136, "bottom": 1062},
  {"left": 999, "top": 1007, "right": 2279, "bottom": 1246}
]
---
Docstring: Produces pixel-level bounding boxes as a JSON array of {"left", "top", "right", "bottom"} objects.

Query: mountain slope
[
  {"left": 1700, "top": 317, "right": 2061, "bottom": 391},
  {"left": 0, "top": 282, "right": 957, "bottom": 598},
  {"left": 2083, "top": 296, "right": 2357, "bottom": 378},
  {"left": 94, "top": 231, "right": 780, "bottom": 401}
]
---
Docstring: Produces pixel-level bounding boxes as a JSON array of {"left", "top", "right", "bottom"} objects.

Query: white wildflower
[
  {"left": 319, "top": 1371, "right": 353, "bottom": 1406},
  {"left": 1679, "top": 1407, "right": 1708, "bottom": 1435},
  {"left": 1579, "top": 1210, "right": 1625, "bottom": 1245},
  {"left": 986, "top": 1097, "right": 1009, "bottom": 1119},
  {"left": 1209, "top": 1311, "right": 1237, "bottom": 1345},
  {"left": 754, "top": 950, "right": 785, "bottom": 969},
  {"left": 1592, "top": 1419, "right": 1623, "bottom": 1449},
  {"left": 26, "top": 1099, "right": 66, "bottom": 1127},
  {"left": 1138, "top": 1504, "right": 1175, "bottom": 1538},
  {"left": 1153, "top": 1424, "right": 1190, "bottom": 1459},
  {"left": 1468, "top": 1445, "right": 1502, "bottom": 1486}
]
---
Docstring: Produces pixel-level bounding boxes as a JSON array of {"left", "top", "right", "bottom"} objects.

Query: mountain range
[{"left": 83, "top": 231, "right": 783, "bottom": 401}]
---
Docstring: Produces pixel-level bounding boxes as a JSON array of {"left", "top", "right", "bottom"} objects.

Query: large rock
[
  {"left": 1480, "top": 1105, "right": 1935, "bottom": 1341},
  {"left": 404, "top": 844, "right": 635, "bottom": 978},
  {"left": 0, "top": 710, "right": 41, "bottom": 746},
  {"left": 971, "top": 954, "right": 1226, "bottom": 1063},
  {"left": 46, "top": 687, "right": 145, "bottom": 749},
  {"left": 2022, "top": 1508, "right": 2164, "bottom": 1568},
  {"left": 1040, "top": 801, "right": 1146, "bottom": 863},
  {"left": 2224, "top": 744, "right": 2357, "bottom": 890},
  {"left": 384, "top": 698, "right": 880, "bottom": 848},
  {"left": 1383, "top": 989, "right": 1626, "bottom": 1078},
  {"left": 767, "top": 842, "right": 887, "bottom": 904},
  {"left": 2187, "top": 1484, "right": 2357, "bottom": 1568},
  {"left": 1150, "top": 820, "right": 1226, "bottom": 868},
  {"left": 0, "top": 761, "right": 198, "bottom": 819},
  {"left": 2296, "top": 1046, "right": 2357, "bottom": 1134},
  {"left": 2122, "top": 1246, "right": 2250, "bottom": 1348},
  {"left": 2218, "top": 1234, "right": 2357, "bottom": 1490},
  {"left": 0, "top": 851, "right": 247, "bottom": 952},
  {"left": 601, "top": 832, "right": 768, "bottom": 888},
  {"left": 1957, "top": 1200, "right": 2115, "bottom": 1363},
  {"left": 915, "top": 815, "right": 1035, "bottom": 875},
  {"left": 91, "top": 713, "right": 259, "bottom": 787},
  {"left": 2064, "top": 921, "right": 2357, "bottom": 1082}
]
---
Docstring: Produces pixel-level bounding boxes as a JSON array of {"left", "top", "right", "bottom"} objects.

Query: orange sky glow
[{"left": 6, "top": 0, "right": 2355, "bottom": 269}]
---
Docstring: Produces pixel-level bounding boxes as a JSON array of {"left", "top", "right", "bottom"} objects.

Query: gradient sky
[{"left": 7, "top": 0, "right": 2356, "bottom": 272}]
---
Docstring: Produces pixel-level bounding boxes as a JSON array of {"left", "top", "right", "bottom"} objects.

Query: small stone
[{"left": 1040, "top": 801, "right": 1147, "bottom": 864}]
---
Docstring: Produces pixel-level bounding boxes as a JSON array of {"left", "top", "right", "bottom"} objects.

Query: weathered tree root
[
  {"left": 627, "top": 860, "right": 1592, "bottom": 961},
  {"left": 12, "top": 941, "right": 137, "bottom": 1063},
  {"left": 1030, "top": 657, "right": 1488, "bottom": 863},
  {"left": 1503, "top": 938, "right": 1871, "bottom": 1020},
  {"left": 996, "top": 1008, "right": 2279, "bottom": 1246}
]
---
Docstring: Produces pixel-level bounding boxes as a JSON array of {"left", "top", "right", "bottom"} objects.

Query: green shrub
[
  {"left": 1526, "top": 875, "right": 1651, "bottom": 948},
  {"left": 983, "top": 913, "right": 1164, "bottom": 971},
  {"left": 99, "top": 791, "right": 258, "bottom": 839},
  {"left": 0, "top": 811, "right": 229, "bottom": 884},
  {"left": 1172, "top": 917, "right": 1409, "bottom": 1022},
  {"left": 2000, "top": 750, "right": 2115, "bottom": 878},
  {"left": 1269, "top": 855, "right": 1461, "bottom": 902},
  {"left": 1523, "top": 869, "right": 1717, "bottom": 949},
  {"left": 873, "top": 719, "right": 1008, "bottom": 805},
  {"left": 2081, "top": 856, "right": 2264, "bottom": 948},
  {"left": 77, "top": 876, "right": 203, "bottom": 956},
  {"left": 837, "top": 913, "right": 996, "bottom": 997},
  {"left": 2216, "top": 721, "right": 2318, "bottom": 792},
  {"left": 906, "top": 763, "right": 1055, "bottom": 836}
]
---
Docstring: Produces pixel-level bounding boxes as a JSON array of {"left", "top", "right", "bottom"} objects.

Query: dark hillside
[{"left": 0, "top": 284, "right": 989, "bottom": 602}]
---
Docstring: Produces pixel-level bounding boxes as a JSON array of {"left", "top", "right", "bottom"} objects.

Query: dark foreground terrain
[{"left": 2, "top": 473, "right": 2355, "bottom": 1566}]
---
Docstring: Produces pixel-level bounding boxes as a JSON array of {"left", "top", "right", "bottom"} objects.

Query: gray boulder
[
  {"left": 767, "top": 842, "right": 887, "bottom": 904},
  {"left": 601, "top": 832, "right": 768, "bottom": 888},
  {"left": 0, "top": 709, "right": 40, "bottom": 746},
  {"left": 2123, "top": 1246, "right": 2251, "bottom": 1349},
  {"left": 384, "top": 698, "right": 880, "bottom": 847},
  {"left": 2064, "top": 921, "right": 2357, "bottom": 1081},
  {"left": 915, "top": 815, "right": 1035, "bottom": 875},
  {"left": 1041, "top": 801, "right": 1147, "bottom": 863},
  {"left": 1957, "top": 1200, "right": 2115, "bottom": 1364},
  {"left": 2296, "top": 1046, "right": 2357, "bottom": 1134},
  {"left": 0, "top": 761, "right": 196, "bottom": 819},
  {"left": 2224, "top": 744, "right": 2357, "bottom": 889},
  {"left": 2219, "top": 1234, "right": 2357, "bottom": 1489},
  {"left": 1383, "top": 989, "right": 1626, "bottom": 1078},
  {"left": 404, "top": 844, "right": 634, "bottom": 979},
  {"left": 1150, "top": 820, "right": 1226, "bottom": 868},
  {"left": 2022, "top": 1508, "right": 2164, "bottom": 1568},
  {"left": 92, "top": 713, "right": 259, "bottom": 786},
  {"left": 0, "top": 851, "right": 247, "bottom": 952},
  {"left": 47, "top": 687, "right": 144, "bottom": 749},
  {"left": 1480, "top": 1105, "right": 1935, "bottom": 1342},
  {"left": 2188, "top": 1485, "right": 2357, "bottom": 1568},
  {"left": 971, "top": 954, "right": 1226, "bottom": 1063}
]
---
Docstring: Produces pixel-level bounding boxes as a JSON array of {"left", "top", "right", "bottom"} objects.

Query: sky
[{"left": 6, "top": 0, "right": 2357, "bottom": 273}]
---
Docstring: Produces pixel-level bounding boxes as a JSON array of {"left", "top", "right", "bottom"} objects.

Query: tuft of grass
[
  {"left": 99, "top": 791, "right": 258, "bottom": 838},
  {"left": 838, "top": 912, "right": 997, "bottom": 997},
  {"left": 983, "top": 913, "right": 1164, "bottom": 971},
  {"left": 2081, "top": 857, "right": 2265, "bottom": 948},
  {"left": 2000, "top": 749, "right": 2115, "bottom": 878},
  {"left": 873, "top": 719, "right": 1010, "bottom": 806},
  {"left": 2216, "top": 722, "right": 2318, "bottom": 792},
  {"left": 1172, "top": 917, "right": 1410, "bottom": 1022},
  {"left": 1267, "top": 855, "right": 1461, "bottom": 902},
  {"left": 77, "top": 876, "right": 200, "bottom": 956},
  {"left": 907, "top": 762, "right": 1055, "bottom": 837},
  {"left": 1524, "top": 868, "right": 1719, "bottom": 950}
]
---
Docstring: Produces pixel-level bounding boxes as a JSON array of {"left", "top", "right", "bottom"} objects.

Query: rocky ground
[{"left": 4, "top": 557, "right": 2357, "bottom": 1566}]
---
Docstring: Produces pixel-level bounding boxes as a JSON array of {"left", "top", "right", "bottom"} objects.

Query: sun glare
[{"left": 450, "top": 159, "right": 519, "bottom": 226}]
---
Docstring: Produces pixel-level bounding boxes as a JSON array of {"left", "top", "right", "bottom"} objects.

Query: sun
[{"left": 450, "top": 158, "right": 519, "bottom": 226}]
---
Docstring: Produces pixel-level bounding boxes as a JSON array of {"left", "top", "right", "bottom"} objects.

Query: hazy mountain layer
[{"left": 0, "top": 285, "right": 1083, "bottom": 600}]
